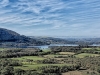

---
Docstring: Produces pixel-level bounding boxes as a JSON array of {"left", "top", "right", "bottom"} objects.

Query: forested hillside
[{"left": 0, "top": 28, "right": 47, "bottom": 47}]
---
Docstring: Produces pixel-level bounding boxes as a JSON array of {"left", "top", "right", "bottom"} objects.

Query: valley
[
  {"left": 0, "top": 46, "right": 100, "bottom": 75},
  {"left": 0, "top": 28, "right": 100, "bottom": 75}
]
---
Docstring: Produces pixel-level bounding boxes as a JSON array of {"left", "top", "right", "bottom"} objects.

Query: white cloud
[
  {"left": 0, "top": 0, "right": 100, "bottom": 36},
  {"left": 0, "top": 0, "right": 9, "bottom": 8}
]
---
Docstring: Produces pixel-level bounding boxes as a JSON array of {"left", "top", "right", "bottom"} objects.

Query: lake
[
  {"left": 27, "top": 44, "right": 100, "bottom": 49},
  {"left": 27, "top": 44, "right": 78, "bottom": 49}
]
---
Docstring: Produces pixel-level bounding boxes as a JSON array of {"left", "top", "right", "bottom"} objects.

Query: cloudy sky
[{"left": 0, "top": 0, "right": 100, "bottom": 37}]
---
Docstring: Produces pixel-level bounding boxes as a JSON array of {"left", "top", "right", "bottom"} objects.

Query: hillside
[
  {"left": 0, "top": 28, "right": 47, "bottom": 47},
  {"left": 29, "top": 36, "right": 75, "bottom": 44}
]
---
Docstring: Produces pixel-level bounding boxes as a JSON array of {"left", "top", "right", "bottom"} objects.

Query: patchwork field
[
  {"left": 1, "top": 47, "right": 100, "bottom": 75},
  {"left": 12, "top": 53, "right": 74, "bottom": 70}
]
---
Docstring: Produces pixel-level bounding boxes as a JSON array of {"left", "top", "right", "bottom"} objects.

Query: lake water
[
  {"left": 27, "top": 44, "right": 100, "bottom": 49},
  {"left": 91, "top": 44, "right": 100, "bottom": 46},
  {"left": 27, "top": 44, "right": 78, "bottom": 49}
]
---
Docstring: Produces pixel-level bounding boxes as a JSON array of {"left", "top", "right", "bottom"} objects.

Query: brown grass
[
  {"left": 62, "top": 71, "right": 82, "bottom": 75},
  {"left": 59, "top": 52, "right": 75, "bottom": 55}
]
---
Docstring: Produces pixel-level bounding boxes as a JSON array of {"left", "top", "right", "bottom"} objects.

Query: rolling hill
[{"left": 0, "top": 28, "right": 47, "bottom": 47}]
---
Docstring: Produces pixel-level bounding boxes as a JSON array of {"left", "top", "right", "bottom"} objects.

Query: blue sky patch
[{"left": 0, "top": 0, "right": 100, "bottom": 37}]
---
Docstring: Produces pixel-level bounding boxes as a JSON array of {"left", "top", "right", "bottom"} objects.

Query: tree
[{"left": 1, "top": 66, "right": 14, "bottom": 75}]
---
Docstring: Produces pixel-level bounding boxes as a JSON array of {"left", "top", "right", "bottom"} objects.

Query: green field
[
  {"left": 82, "top": 48, "right": 100, "bottom": 51},
  {"left": 42, "top": 48, "right": 51, "bottom": 52},
  {"left": 82, "top": 48, "right": 92, "bottom": 50},
  {"left": 14, "top": 64, "right": 73, "bottom": 70},
  {"left": 12, "top": 52, "right": 75, "bottom": 70},
  {"left": 1, "top": 47, "right": 100, "bottom": 75},
  {"left": 44, "top": 54, "right": 68, "bottom": 58},
  {"left": 75, "top": 53, "right": 99, "bottom": 58},
  {"left": 0, "top": 48, "right": 8, "bottom": 51},
  {"left": 11, "top": 56, "right": 45, "bottom": 61}
]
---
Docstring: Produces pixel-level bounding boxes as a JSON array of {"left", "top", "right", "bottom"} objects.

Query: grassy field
[
  {"left": 82, "top": 48, "right": 92, "bottom": 50},
  {"left": 75, "top": 53, "right": 99, "bottom": 58},
  {"left": 82, "top": 48, "right": 100, "bottom": 51},
  {"left": 14, "top": 64, "right": 72, "bottom": 70},
  {"left": 11, "top": 55, "right": 70, "bottom": 70},
  {"left": 44, "top": 54, "right": 68, "bottom": 58},
  {"left": 42, "top": 48, "right": 51, "bottom": 52},
  {"left": 59, "top": 52, "right": 75, "bottom": 55},
  {"left": 44, "top": 52, "right": 75, "bottom": 58},
  {"left": 96, "top": 48, "right": 100, "bottom": 50},
  {"left": 0, "top": 48, "right": 8, "bottom": 51},
  {"left": 12, "top": 52, "right": 75, "bottom": 70},
  {"left": 11, "top": 56, "right": 45, "bottom": 61}
]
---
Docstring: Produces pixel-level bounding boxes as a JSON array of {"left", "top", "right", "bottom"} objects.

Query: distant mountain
[
  {"left": 29, "top": 36, "right": 100, "bottom": 45},
  {"left": 1, "top": 28, "right": 100, "bottom": 48},
  {"left": 29, "top": 36, "right": 76, "bottom": 44},
  {"left": 0, "top": 28, "right": 47, "bottom": 47}
]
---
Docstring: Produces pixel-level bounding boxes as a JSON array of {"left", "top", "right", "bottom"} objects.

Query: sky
[{"left": 0, "top": 0, "right": 100, "bottom": 37}]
